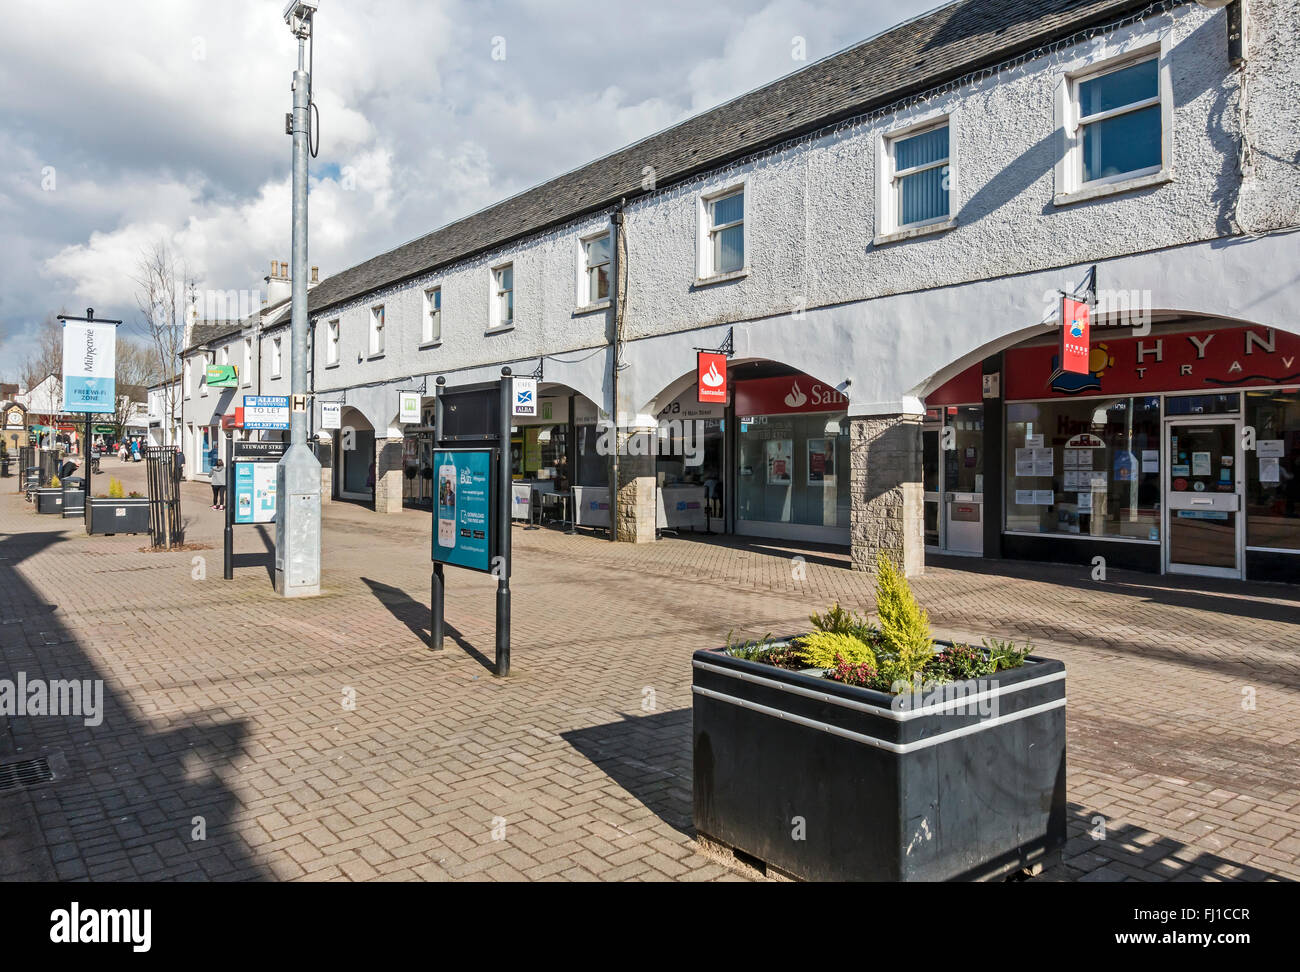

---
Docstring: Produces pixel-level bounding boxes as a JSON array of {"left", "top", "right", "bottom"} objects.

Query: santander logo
[
  {"left": 784, "top": 381, "right": 808, "bottom": 408},
  {"left": 702, "top": 360, "right": 724, "bottom": 388}
]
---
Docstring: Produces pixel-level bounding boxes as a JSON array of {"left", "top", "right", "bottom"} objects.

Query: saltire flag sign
[{"left": 62, "top": 321, "right": 117, "bottom": 413}]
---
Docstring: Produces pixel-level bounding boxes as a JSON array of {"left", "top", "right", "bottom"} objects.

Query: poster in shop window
[
  {"left": 806, "top": 438, "right": 834, "bottom": 484},
  {"left": 766, "top": 439, "right": 792, "bottom": 485}
]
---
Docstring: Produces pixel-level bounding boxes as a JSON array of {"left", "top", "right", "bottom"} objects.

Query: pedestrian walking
[{"left": 210, "top": 459, "right": 227, "bottom": 510}]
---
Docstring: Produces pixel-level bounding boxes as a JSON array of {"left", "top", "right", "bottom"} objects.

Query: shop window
[
  {"left": 1245, "top": 389, "right": 1300, "bottom": 551},
  {"left": 1005, "top": 397, "right": 1161, "bottom": 540},
  {"left": 736, "top": 412, "right": 850, "bottom": 530}
]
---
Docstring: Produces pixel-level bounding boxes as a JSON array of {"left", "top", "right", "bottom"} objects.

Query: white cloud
[{"left": 0, "top": 0, "right": 940, "bottom": 382}]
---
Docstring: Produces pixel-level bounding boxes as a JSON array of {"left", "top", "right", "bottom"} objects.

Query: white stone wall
[{"left": 305, "top": 1, "right": 1299, "bottom": 434}]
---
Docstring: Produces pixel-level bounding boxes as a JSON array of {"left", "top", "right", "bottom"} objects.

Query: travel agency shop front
[{"left": 924, "top": 320, "right": 1300, "bottom": 583}]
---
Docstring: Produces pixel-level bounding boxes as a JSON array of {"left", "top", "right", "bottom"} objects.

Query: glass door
[
  {"left": 923, "top": 410, "right": 941, "bottom": 548},
  {"left": 943, "top": 405, "right": 984, "bottom": 555},
  {"left": 1164, "top": 419, "right": 1242, "bottom": 577}
]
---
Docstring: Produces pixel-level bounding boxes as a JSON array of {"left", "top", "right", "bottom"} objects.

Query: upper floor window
[
  {"left": 1073, "top": 53, "right": 1162, "bottom": 186},
  {"left": 582, "top": 234, "right": 610, "bottom": 305},
  {"left": 492, "top": 264, "right": 514, "bottom": 328},
  {"left": 369, "top": 305, "right": 385, "bottom": 355},
  {"left": 703, "top": 187, "right": 744, "bottom": 277},
  {"left": 183, "top": 360, "right": 191, "bottom": 398},
  {"left": 219, "top": 345, "right": 229, "bottom": 366},
  {"left": 888, "top": 122, "right": 950, "bottom": 230},
  {"left": 243, "top": 338, "right": 252, "bottom": 385},
  {"left": 271, "top": 336, "right": 282, "bottom": 378},
  {"left": 423, "top": 288, "right": 442, "bottom": 344},
  {"left": 327, "top": 319, "right": 340, "bottom": 365}
]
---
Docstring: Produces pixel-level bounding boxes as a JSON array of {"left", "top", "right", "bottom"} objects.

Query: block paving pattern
[{"left": 1, "top": 458, "right": 1298, "bottom": 882}]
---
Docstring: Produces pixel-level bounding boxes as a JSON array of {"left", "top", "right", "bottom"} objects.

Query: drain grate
[{"left": 0, "top": 757, "right": 54, "bottom": 792}]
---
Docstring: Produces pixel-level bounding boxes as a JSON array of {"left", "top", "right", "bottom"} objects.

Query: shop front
[
  {"left": 733, "top": 372, "right": 851, "bottom": 545},
  {"left": 933, "top": 322, "right": 1300, "bottom": 582}
]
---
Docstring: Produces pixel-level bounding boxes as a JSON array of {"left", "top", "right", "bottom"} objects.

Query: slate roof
[
  {"left": 181, "top": 298, "right": 291, "bottom": 356},
  {"left": 303, "top": 0, "right": 1160, "bottom": 317}
]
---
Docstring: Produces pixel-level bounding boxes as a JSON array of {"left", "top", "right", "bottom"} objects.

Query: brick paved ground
[{"left": 1, "top": 455, "right": 1298, "bottom": 881}]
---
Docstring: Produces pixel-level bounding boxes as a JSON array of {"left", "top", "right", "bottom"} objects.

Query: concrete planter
[
  {"left": 692, "top": 642, "right": 1067, "bottom": 881},
  {"left": 87, "top": 497, "right": 151, "bottom": 535},
  {"left": 35, "top": 487, "right": 63, "bottom": 514}
]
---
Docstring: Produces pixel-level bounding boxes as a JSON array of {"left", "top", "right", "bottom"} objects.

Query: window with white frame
[
  {"left": 423, "top": 287, "right": 442, "bottom": 344},
  {"left": 184, "top": 360, "right": 191, "bottom": 398},
  {"left": 243, "top": 337, "right": 252, "bottom": 385},
  {"left": 219, "top": 345, "right": 229, "bottom": 366},
  {"left": 327, "top": 319, "right": 339, "bottom": 365},
  {"left": 886, "top": 121, "right": 951, "bottom": 231},
  {"left": 492, "top": 264, "right": 514, "bottom": 327},
  {"left": 271, "top": 336, "right": 282, "bottom": 378},
  {"left": 1071, "top": 53, "right": 1162, "bottom": 187},
  {"left": 582, "top": 234, "right": 610, "bottom": 305},
  {"left": 369, "top": 305, "right": 385, "bottom": 355},
  {"left": 703, "top": 188, "right": 744, "bottom": 276}
]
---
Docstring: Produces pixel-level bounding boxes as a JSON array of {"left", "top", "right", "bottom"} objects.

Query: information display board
[
  {"left": 234, "top": 461, "right": 277, "bottom": 524},
  {"left": 432, "top": 448, "right": 497, "bottom": 573}
]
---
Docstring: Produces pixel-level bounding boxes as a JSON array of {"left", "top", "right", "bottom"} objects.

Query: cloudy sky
[{"left": 0, "top": 0, "right": 942, "bottom": 381}]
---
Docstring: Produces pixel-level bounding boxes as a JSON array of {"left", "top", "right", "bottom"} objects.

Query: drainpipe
[{"left": 608, "top": 202, "right": 625, "bottom": 541}]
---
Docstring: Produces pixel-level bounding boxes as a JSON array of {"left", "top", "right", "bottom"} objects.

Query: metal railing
[{"left": 145, "top": 446, "right": 183, "bottom": 549}]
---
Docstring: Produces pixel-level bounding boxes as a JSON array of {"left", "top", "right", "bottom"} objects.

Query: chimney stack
[
  {"left": 310, "top": 266, "right": 319, "bottom": 287},
  {"left": 264, "top": 258, "right": 292, "bottom": 306}
]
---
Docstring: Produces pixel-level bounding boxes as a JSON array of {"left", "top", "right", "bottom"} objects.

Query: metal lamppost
[{"left": 275, "top": 0, "right": 322, "bottom": 597}]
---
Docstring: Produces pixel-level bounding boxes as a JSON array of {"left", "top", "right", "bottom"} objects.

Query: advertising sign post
[{"left": 427, "top": 373, "right": 514, "bottom": 676}]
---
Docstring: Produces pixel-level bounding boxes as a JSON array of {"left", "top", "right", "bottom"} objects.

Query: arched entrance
[
  {"left": 918, "top": 315, "right": 1300, "bottom": 583},
  {"left": 336, "top": 407, "right": 375, "bottom": 503},
  {"left": 643, "top": 359, "right": 852, "bottom": 545}
]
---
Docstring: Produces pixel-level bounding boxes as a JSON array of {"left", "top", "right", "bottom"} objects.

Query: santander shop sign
[{"left": 735, "top": 374, "right": 849, "bottom": 416}]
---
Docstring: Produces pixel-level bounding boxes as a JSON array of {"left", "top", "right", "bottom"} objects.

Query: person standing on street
[{"left": 210, "top": 459, "right": 226, "bottom": 510}]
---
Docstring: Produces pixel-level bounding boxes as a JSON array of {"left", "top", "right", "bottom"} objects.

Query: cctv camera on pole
[{"left": 275, "top": 0, "right": 322, "bottom": 597}]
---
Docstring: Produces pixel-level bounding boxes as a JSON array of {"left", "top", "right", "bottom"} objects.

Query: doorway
[
  {"left": 1163, "top": 418, "right": 1242, "bottom": 578},
  {"left": 924, "top": 405, "right": 984, "bottom": 555}
]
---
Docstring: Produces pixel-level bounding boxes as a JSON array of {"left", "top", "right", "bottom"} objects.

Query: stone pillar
[
  {"left": 850, "top": 414, "right": 925, "bottom": 576},
  {"left": 615, "top": 430, "right": 657, "bottom": 543},
  {"left": 373, "top": 437, "right": 404, "bottom": 513}
]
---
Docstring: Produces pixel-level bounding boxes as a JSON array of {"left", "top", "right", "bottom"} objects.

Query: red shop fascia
[{"left": 1003, "top": 325, "right": 1300, "bottom": 401}]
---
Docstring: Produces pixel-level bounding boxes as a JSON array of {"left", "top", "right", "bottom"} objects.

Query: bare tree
[
  {"left": 133, "top": 241, "right": 192, "bottom": 449},
  {"left": 21, "top": 312, "right": 66, "bottom": 396},
  {"left": 110, "top": 340, "right": 161, "bottom": 440}
]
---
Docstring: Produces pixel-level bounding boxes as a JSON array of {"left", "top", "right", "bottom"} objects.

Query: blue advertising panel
[
  {"left": 244, "top": 395, "right": 291, "bottom": 430},
  {"left": 433, "top": 449, "right": 495, "bottom": 573}
]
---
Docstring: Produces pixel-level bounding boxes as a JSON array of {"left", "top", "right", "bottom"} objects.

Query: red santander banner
[
  {"left": 697, "top": 352, "right": 728, "bottom": 404},
  {"left": 1006, "top": 325, "right": 1300, "bottom": 399},
  {"left": 1059, "top": 295, "right": 1091, "bottom": 375},
  {"left": 735, "top": 374, "right": 849, "bottom": 415}
]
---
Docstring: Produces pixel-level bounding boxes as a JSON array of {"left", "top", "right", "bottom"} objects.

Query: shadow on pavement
[
  {"left": 359, "top": 576, "right": 495, "bottom": 673},
  {"left": 0, "top": 525, "right": 270, "bottom": 881},
  {"left": 561, "top": 709, "right": 694, "bottom": 836}
]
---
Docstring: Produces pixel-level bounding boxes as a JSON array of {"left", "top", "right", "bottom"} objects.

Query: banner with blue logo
[{"left": 61, "top": 322, "right": 116, "bottom": 413}]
